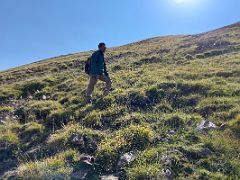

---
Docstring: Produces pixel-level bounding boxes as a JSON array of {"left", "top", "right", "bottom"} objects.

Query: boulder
[
  {"left": 117, "top": 151, "right": 137, "bottom": 169},
  {"left": 196, "top": 120, "right": 216, "bottom": 132}
]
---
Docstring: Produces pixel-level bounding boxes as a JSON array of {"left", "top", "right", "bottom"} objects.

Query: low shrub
[
  {"left": 146, "top": 86, "right": 165, "bottom": 103},
  {"left": 19, "top": 80, "right": 47, "bottom": 97},
  {"left": 16, "top": 149, "right": 79, "bottom": 179}
]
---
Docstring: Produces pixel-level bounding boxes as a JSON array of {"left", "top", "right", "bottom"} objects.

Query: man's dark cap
[{"left": 98, "top": 42, "right": 106, "bottom": 48}]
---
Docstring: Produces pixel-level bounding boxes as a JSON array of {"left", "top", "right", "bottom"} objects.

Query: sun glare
[{"left": 174, "top": 0, "right": 199, "bottom": 4}]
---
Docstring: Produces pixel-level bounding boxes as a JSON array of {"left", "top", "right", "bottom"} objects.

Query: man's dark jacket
[{"left": 90, "top": 50, "right": 108, "bottom": 76}]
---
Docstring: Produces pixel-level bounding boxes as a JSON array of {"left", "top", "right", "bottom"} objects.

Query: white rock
[
  {"left": 117, "top": 151, "right": 137, "bottom": 168},
  {"left": 42, "top": 95, "right": 47, "bottom": 100},
  {"left": 196, "top": 120, "right": 216, "bottom": 132},
  {"left": 101, "top": 174, "right": 119, "bottom": 180}
]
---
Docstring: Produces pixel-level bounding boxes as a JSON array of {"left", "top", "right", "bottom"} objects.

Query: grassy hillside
[{"left": 0, "top": 22, "right": 240, "bottom": 179}]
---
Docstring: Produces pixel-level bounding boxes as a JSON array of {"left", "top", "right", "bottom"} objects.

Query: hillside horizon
[{"left": 1, "top": 21, "right": 239, "bottom": 73}]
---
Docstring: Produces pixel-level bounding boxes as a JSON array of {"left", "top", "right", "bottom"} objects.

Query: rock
[
  {"left": 0, "top": 120, "right": 5, "bottom": 124},
  {"left": 160, "top": 155, "right": 171, "bottom": 166},
  {"left": 71, "top": 169, "right": 89, "bottom": 179},
  {"left": 168, "top": 129, "right": 176, "bottom": 135},
  {"left": 185, "top": 54, "right": 194, "bottom": 60},
  {"left": 117, "top": 151, "right": 137, "bottom": 169},
  {"left": 12, "top": 115, "right": 19, "bottom": 120},
  {"left": 162, "top": 168, "right": 174, "bottom": 180},
  {"left": 101, "top": 174, "right": 119, "bottom": 180},
  {"left": 69, "top": 133, "right": 98, "bottom": 154},
  {"left": 3, "top": 170, "right": 18, "bottom": 179},
  {"left": 42, "top": 95, "right": 47, "bottom": 100},
  {"left": 219, "top": 123, "right": 228, "bottom": 130},
  {"left": 199, "top": 148, "right": 212, "bottom": 157},
  {"left": 79, "top": 154, "right": 95, "bottom": 165},
  {"left": 27, "top": 95, "right": 33, "bottom": 100},
  {"left": 70, "top": 133, "right": 85, "bottom": 145},
  {"left": 196, "top": 120, "right": 216, "bottom": 132}
]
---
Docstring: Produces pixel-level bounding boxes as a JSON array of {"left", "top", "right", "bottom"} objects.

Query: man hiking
[{"left": 86, "top": 42, "right": 112, "bottom": 103}]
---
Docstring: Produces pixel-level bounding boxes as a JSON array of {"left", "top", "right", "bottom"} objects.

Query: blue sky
[{"left": 0, "top": 0, "right": 239, "bottom": 71}]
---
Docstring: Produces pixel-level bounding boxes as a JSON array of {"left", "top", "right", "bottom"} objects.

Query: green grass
[{"left": 0, "top": 22, "right": 240, "bottom": 179}]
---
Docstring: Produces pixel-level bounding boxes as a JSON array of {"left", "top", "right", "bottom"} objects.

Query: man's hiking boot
[{"left": 85, "top": 97, "right": 92, "bottom": 104}]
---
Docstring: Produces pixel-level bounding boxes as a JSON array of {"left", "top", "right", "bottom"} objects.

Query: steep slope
[{"left": 0, "top": 22, "right": 240, "bottom": 179}]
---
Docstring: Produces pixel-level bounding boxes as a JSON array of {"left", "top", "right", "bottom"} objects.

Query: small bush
[
  {"left": 47, "top": 123, "right": 103, "bottom": 154},
  {"left": 229, "top": 115, "right": 240, "bottom": 136},
  {"left": 0, "top": 87, "right": 21, "bottom": 101},
  {"left": 164, "top": 114, "right": 185, "bottom": 129},
  {"left": 19, "top": 80, "right": 47, "bottom": 97},
  {"left": 153, "top": 103, "right": 173, "bottom": 113},
  {"left": 146, "top": 86, "right": 165, "bottom": 103},
  {"left": 16, "top": 100, "right": 68, "bottom": 127},
  {"left": 82, "top": 106, "right": 126, "bottom": 129},
  {"left": 128, "top": 90, "right": 150, "bottom": 110},
  {"left": 16, "top": 149, "right": 79, "bottom": 179},
  {"left": 0, "top": 120, "right": 20, "bottom": 161},
  {"left": 121, "top": 125, "right": 153, "bottom": 150},
  {"left": 94, "top": 96, "right": 114, "bottom": 110},
  {"left": 112, "top": 64, "right": 122, "bottom": 72},
  {"left": 0, "top": 106, "right": 14, "bottom": 113},
  {"left": 185, "top": 54, "right": 194, "bottom": 60},
  {"left": 96, "top": 125, "right": 153, "bottom": 172},
  {"left": 127, "top": 164, "right": 162, "bottom": 180},
  {"left": 113, "top": 112, "right": 145, "bottom": 129},
  {"left": 96, "top": 136, "right": 127, "bottom": 172},
  {"left": 204, "top": 50, "right": 223, "bottom": 58},
  {"left": 20, "top": 122, "right": 44, "bottom": 138},
  {"left": 197, "top": 97, "right": 234, "bottom": 117}
]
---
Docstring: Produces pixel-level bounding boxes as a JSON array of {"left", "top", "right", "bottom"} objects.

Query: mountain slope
[{"left": 0, "top": 22, "right": 240, "bottom": 179}]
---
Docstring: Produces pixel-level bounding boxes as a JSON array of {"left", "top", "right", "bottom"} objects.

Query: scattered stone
[
  {"left": 12, "top": 115, "right": 19, "bottom": 120},
  {"left": 157, "top": 135, "right": 173, "bottom": 143},
  {"left": 162, "top": 168, "right": 174, "bottom": 180},
  {"left": 168, "top": 129, "right": 176, "bottom": 135},
  {"left": 196, "top": 120, "right": 216, "bottom": 132},
  {"left": 70, "top": 133, "right": 85, "bottom": 145},
  {"left": 117, "top": 151, "right": 137, "bottom": 169},
  {"left": 160, "top": 155, "right": 171, "bottom": 165},
  {"left": 71, "top": 169, "right": 89, "bottom": 180},
  {"left": 185, "top": 54, "right": 194, "bottom": 60},
  {"left": 199, "top": 148, "right": 212, "bottom": 157},
  {"left": 42, "top": 95, "right": 47, "bottom": 100},
  {"left": 79, "top": 154, "right": 95, "bottom": 165},
  {"left": 3, "top": 170, "right": 18, "bottom": 179},
  {"left": 27, "top": 95, "right": 33, "bottom": 100},
  {"left": 0, "top": 120, "right": 5, "bottom": 124},
  {"left": 186, "top": 119, "right": 194, "bottom": 126},
  {"left": 219, "top": 123, "right": 228, "bottom": 130},
  {"left": 69, "top": 133, "right": 98, "bottom": 154},
  {"left": 101, "top": 174, "right": 119, "bottom": 180}
]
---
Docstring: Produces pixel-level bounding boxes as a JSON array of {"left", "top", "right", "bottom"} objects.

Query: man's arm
[{"left": 90, "top": 52, "right": 99, "bottom": 74}]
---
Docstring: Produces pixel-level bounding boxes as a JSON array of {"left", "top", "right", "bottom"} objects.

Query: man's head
[{"left": 98, "top": 42, "right": 106, "bottom": 53}]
